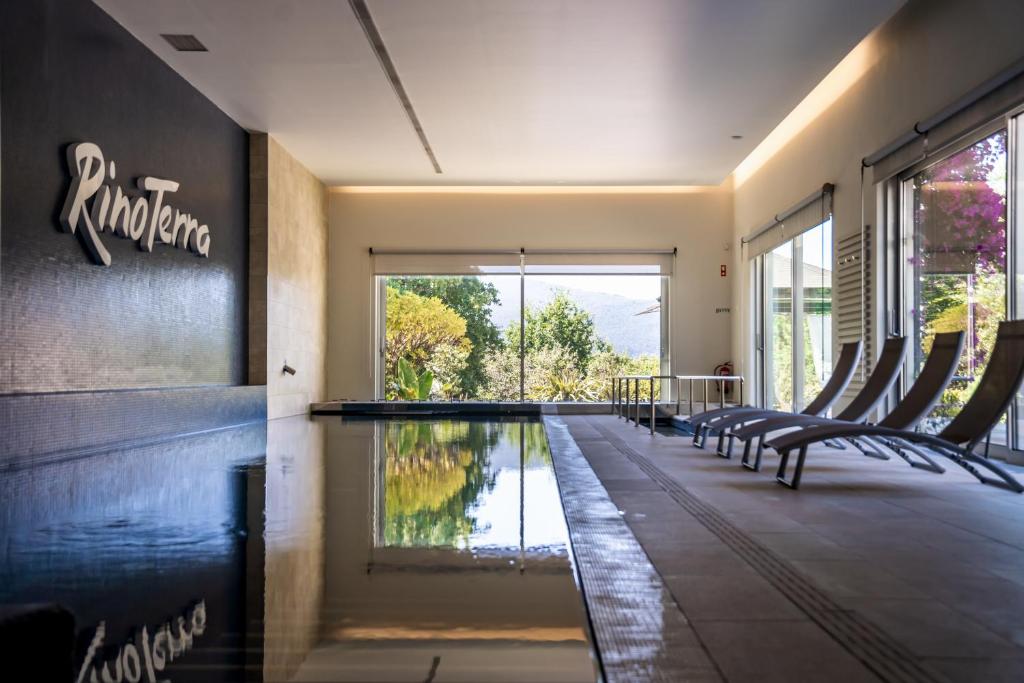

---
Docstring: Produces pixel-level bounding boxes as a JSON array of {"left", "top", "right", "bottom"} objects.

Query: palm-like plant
[
  {"left": 396, "top": 358, "right": 434, "bottom": 400},
  {"left": 543, "top": 368, "right": 599, "bottom": 402}
]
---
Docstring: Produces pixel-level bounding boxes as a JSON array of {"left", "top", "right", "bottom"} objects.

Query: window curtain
[
  {"left": 371, "top": 251, "right": 521, "bottom": 275},
  {"left": 745, "top": 187, "right": 834, "bottom": 259},
  {"left": 867, "top": 57, "right": 1024, "bottom": 181},
  {"left": 370, "top": 249, "right": 674, "bottom": 276}
]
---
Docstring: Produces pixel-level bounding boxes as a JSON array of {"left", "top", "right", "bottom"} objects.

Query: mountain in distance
[{"left": 488, "top": 278, "right": 659, "bottom": 358}]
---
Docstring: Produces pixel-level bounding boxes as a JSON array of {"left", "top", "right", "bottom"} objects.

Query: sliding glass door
[
  {"left": 380, "top": 275, "right": 520, "bottom": 401},
  {"left": 765, "top": 242, "right": 794, "bottom": 410},
  {"left": 894, "top": 127, "right": 1009, "bottom": 440},
  {"left": 520, "top": 273, "right": 666, "bottom": 403},
  {"left": 754, "top": 220, "right": 834, "bottom": 411}
]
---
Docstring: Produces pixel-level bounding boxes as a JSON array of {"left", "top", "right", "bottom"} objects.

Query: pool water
[{"left": 0, "top": 416, "right": 598, "bottom": 682}]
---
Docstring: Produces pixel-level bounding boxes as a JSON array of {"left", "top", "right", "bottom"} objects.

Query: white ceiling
[{"left": 94, "top": 0, "right": 904, "bottom": 186}]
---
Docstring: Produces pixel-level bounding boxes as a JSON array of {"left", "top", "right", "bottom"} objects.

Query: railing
[{"left": 612, "top": 374, "right": 745, "bottom": 435}]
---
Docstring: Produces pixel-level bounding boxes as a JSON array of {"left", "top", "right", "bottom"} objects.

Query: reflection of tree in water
[
  {"left": 383, "top": 421, "right": 501, "bottom": 547},
  {"left": 513, "top": 422, "right": 552, "bottom": 468}
]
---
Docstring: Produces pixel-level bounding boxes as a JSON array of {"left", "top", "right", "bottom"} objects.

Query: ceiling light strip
[
  {"left": 349, "top": 0, "right": 442, "bottom": 174},
  {"left": 330, "top": 185, "right": 717, "bottom": 194}
]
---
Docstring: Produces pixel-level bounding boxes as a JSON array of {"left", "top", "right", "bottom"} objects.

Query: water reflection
[
  {"left": 322, "top": 416, "right": 595, "bottom": 682},
  {"left": 0, "top": 424, "right": 266, "bottom": 682},
  {"left": 0, "top": 416, "right": 596, "bottom": 682},
  {"left": 377, "top": 420, "right": 569, "bottom": 556}
]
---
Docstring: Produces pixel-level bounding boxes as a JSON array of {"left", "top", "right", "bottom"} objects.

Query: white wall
[
  {"left": 327, "top": 189, "right": 733, "bottom": 400},
  {"left": 730, "top": 0, "right": 1024, "bottom": 390}
]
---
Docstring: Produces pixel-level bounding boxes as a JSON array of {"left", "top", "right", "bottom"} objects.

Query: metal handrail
[
  {"left": 613, "top": 375, "right": 668, "bottom": 432},
  {"left": 674, "top": 375, "right": 744, "bottom": 417},
  {"left": 612, "top": 374, "right": 746, "bottom": 435}
]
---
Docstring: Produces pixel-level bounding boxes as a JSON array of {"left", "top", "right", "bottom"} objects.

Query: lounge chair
[
  {"left": 718, "top": 336, "right": 909, "bottom": 463},
  {"left": 687, "top": 341, "right": 862, "bottom": 452},
  {"left": 767, "top": 321, "right": 1024, "bottom": 492},
  {"left": 738, "top": 332, "right": 962, "bottom": 471}
]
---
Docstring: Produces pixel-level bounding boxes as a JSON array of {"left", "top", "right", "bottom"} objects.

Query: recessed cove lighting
[{"left": 161, "top": 34, "right": 208, "bottom": 52}]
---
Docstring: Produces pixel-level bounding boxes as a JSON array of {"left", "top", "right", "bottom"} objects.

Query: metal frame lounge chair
[
  {"left": 687, "top": 341, "right": 862, "bottom": 451},
  {"left": 766, "top": 321, "right": 1024, "bottom": 492},
  {"left": 717, "top": 336, "right": 909, "bottom": 463},
  {"left": 738, "top": 332, "right": 963, "bottom": 471}
]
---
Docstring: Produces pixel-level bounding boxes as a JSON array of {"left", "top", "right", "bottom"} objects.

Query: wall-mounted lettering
[
  {"left": 75, "top": 600, "right": 207, "bottom": 683},
  {"left": 60, "top": 142, "right": 212, "bottom": 266}
]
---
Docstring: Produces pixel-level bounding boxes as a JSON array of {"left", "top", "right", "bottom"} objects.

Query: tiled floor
[{"left": 561, "top": 414, "right": 1024, "bottom": 683}]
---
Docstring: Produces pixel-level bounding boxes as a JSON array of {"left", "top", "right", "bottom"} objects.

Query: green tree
[
  {"left": 385, "top": 287, "right": 471, "bottom": 399},
  {"left": 507, "top": 291, "right": 610, "bottom": 371},
  {"left": 389, "top": 277, "right": 501, "bottom": 396},
  {"left": 587, "top": 350, "right": 660, "bottom": 400},
  {"left": 480, "top": 346, "right": 521, "bottom": 401},
  {"left": 772, "top": 314, "right": 793, "bottom": 410}
]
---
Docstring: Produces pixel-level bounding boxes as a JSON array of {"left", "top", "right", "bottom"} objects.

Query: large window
[
  {"left": 520, "top": 274, "right": 665, "bottom": 402},
  {"left": 894, "top": 128, "right": 1009, "bottom": 440},
  {"left": 374, "top": 254, "right": 671, "bottom": 402},
  {"left": 381, "top": 275, "right": 520, "bottom": 400},
  {"left": 754, "top": 220, "right": 834, "bottom": 411}
]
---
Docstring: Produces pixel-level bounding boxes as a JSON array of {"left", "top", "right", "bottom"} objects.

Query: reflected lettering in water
[
  {"left": 0, "top": 416, "right": 597, "bottom": 682},
  {"left": 76, "top": 601, "right": 207, "bottom": 683}
]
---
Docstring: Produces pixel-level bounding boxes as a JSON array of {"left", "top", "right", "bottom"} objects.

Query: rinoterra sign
[{"left": 60, "top": 142, "right": 212, "bottom": 266}]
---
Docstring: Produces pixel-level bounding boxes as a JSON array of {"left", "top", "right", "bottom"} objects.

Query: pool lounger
[
  {"left": 718, "top": 335, "right": 909, "bottom": 463},
  {"left": 687, "top": 341, "right": 862, "bottom": 452},
  {"left": 737, "top": 332, "right": 963, "bottom": 471},
  {"left": 765, "top": 321, "right": 1024, "bottom": 492}
]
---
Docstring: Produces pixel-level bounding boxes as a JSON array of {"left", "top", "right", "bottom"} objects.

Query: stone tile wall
[{"left": 251, "top": 134, "right": 329, "bottom": 418}]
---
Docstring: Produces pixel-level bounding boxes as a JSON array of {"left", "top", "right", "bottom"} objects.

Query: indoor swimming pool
[{"left": 0, "top": 417, "right": 599, "bottom": 682}]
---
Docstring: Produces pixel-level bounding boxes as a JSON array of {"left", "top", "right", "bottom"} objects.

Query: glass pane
[
  {"left": 1015, "top": 115, "right": 1024, "bottom": 449},
  {"left": 521, "top": 274, "right": 664, "bottom": 402},
  {"left": 382, "top": 275, "right": 520, "bottom": 400},
  {"left": 767, "top": 241, "right": 794, "bottom": 411},
  {"left": 800, "top": 220, "right": 833, "bottom": 409},
  {"left": 752, "top": 256, "right": 766, "bottom": 406},
  {"left": 907, "top": 129, "right": 1007, "bottom": 438}
]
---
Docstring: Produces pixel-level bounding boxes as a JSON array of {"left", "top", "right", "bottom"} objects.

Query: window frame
[
  {"left": 883, "top": 115, "right": 1017, "bottom": 451},
  {"left": 373, "top": 271, "right": 672, "bottom": 402},
  {"left": 752, "top": 221, "right": 833, "bottom": 412}
]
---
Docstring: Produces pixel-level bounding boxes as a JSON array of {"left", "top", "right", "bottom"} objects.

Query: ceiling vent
[{"left": 160, "top": 34, "right": 208, "bottom": 52}]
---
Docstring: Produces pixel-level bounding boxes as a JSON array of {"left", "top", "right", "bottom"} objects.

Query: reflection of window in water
[{"left": 373, "top": 420, "right": 567, "bottom": 554}]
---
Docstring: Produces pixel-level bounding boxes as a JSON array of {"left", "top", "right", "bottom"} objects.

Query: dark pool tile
[
  {"left": 912, "top": 575, "right": 1024, "bottom": 648},
  {"left": 694, "top": 620, "right": 879, "bottom": 683},
  {"left": 641, "top": 544, "right": 753, "bottom": 578},
  {"left": 851, "top": 598, "right": 1021, "bottom": 658},
  {"left": 662, "top": 570, "right": 806, "bottom": 621},
  {"left": 599, "top": 478, "right": 664, "bottom": 492},
  {"left": 923, "top": 656, "right": 1024, "bottom": 683},
  {"left": 750, "top": 531, "right": 862, "bottom": 561},
  {"left": 546, "top": 417, "right": 724, "bottom": 682},
  {"left": 719, "top": 510, "right": 810, "bottom": 533},
  {"left": 790, "top": 559, "right": 927, "bottom": 601}
]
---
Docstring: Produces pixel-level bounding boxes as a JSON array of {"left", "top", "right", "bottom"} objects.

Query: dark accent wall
[
  {"left": 1, "top": 0, "right": 249, "bottom": 393},
  {"left": 1, "top": 385, "right": 266, "bottom": 467}
]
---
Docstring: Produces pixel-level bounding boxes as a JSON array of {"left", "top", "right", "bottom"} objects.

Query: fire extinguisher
[{"left": 714, "top": 361, "right": 733, "bottom": 397}]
